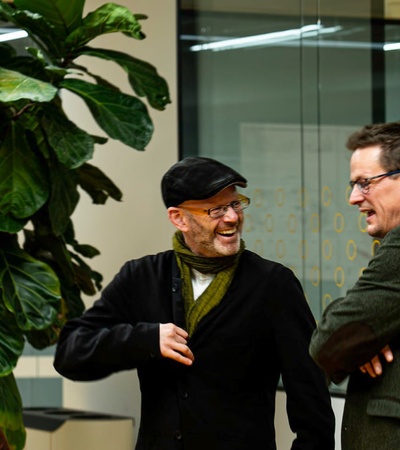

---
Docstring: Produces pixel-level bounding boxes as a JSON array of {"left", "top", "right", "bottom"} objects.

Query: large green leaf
[
  {"left": 0, "top": 373, "right": 26, "bottom": 450},
  {"left": 42, "top": 104, "right": 94, "bottom": 169},
  {"left": 2, "top": 54, "right": 51, "bottom": 82},
  {"left": 59, "top": 282, "right": 86, "bottom": 320},
  {"left": 61, "top": 78, "right": 154, "bottom": 150},
  {"left": 78, "top": 162, "right": 123, "bottom": 204},
  {"left": 14, "top": 0, "right": 85, "bottom": 35},
  {"left": 0, "top": 68, "right": 57, "bottom": 103},
  {"left": 0, "top": 248, "right": 61, "bottom": 331},
  {"left": 0, "top": 214, "right": 27, "bottom": 234},
  {"left": 0, "top": 121, "right": 49, "bottom": 219},
  {"left": 0, "top": 303, "right": 24, "bottom": 376},
  {"left": 9, "top": 10, "right": 66, "bottom": 59},
  {"left": 22, "top": 227, "right": 76, "bottom": 286},
  {"left": 47, "top": 160, "right": 80, "bottom": 235},
  {"left": 66, "top": 3, "right": 145, "bottom": 51},
  {"left": 79, "top": 47, "right": 171, "bottom": 110},
  {"left": 63, "top": 219, "right": 101, "bottom": 260}
]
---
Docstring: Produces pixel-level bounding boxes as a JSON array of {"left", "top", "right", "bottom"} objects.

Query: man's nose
[
  {"left": 222, "top": 205, "right": 239, "bottom": 220},
  {"left": 348, "top": 185, "right": 364, "bottom": 205}
]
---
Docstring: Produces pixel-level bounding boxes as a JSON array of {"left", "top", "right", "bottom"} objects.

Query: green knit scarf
[{"left": 173, "top": 231, "right": 245, "bottom": 336}]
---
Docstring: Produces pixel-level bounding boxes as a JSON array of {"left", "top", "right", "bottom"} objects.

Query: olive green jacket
[{"left": 310, "top": 224, "right": 400, "bottom": 450}]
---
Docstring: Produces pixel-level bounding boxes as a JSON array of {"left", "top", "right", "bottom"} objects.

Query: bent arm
[
  {"left": 54, "top": 302, "right": 161, "bottom": 381},
  {"left": 310, "top": 226, "right": 400, "bottom": 383},
  {"left": 53, "top": 258, "right": 168, "bottom": 381}
]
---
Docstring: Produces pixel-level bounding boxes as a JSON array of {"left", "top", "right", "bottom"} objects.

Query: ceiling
[{"left": 180, "top": 0, "right": 400, "bottom": 20}]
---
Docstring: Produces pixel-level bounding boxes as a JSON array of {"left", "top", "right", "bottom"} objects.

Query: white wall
[{"left": 60, "top": 0, "right": 178, "bottom": 437}]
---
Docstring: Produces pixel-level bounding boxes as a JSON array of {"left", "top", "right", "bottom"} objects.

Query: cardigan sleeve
[
  {"left": 309, "top": 225, "right": 400, "bottom": 383},
  {"left": 54, "top": 259, "right": 163, "bottom": 381},
  {"left": 265, "top": 264, "right": 335, "bottom": 449}
]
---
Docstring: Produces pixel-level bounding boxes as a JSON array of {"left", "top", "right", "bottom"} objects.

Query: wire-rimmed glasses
[
  {"left": 349, "top": 169, "right": 400, "bottom": 194},
  {"left": 179, "top": 194, "right": 250, "bottom": 218}
]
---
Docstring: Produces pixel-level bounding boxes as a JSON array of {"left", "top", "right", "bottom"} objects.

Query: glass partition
[{"left": 178, "top": 0, "right": 399, "bottom": 394}]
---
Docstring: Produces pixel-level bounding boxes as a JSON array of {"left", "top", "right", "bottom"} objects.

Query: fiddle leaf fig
[
  {"left": 78, "top": 163, "right": 123, "bottom": 204},
  {"left": 0, "top": 248, "right": 61, "bottom": 331},
  {"left": 0, "top": 303, "right": 24, "bottom": 376},
  {"left": 0, "top": 67, "right": 57, "bottom": 102},
  {"left": 0, "top": 0, "right": 170, "bottom": 448},
  {"left": 0, "top": 121, "right": 49, "bottom": 220},
  {"left": 14, "top": 0, "right": 85, "bottom": 35},
  {"left": 41, "top": 104, "right": 95, "bottom": 169},
  {"left": 0, "top": 214, "right": 27, "bottom": 234},
  {"left": 65, "top": 3, "right": 145, "bottom": 50},
  {"left": 0, "top": 373, "right": 26, "bottom": 450},
  {"left": 61, "top": 78, "right": 153, "bottom": 150},
  {"left": 79, "top": 47, "right": 171, "bottom": 110},
  {"left": 47, "top": 161, "right": 80, "bottom": 235}
]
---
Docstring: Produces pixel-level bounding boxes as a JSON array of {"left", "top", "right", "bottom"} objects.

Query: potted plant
[{"left": 0, "top": 0, "right": 171, "bottom": 448}]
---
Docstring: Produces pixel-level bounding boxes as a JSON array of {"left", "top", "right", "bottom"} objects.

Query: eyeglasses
[
  {"left": 179, "top": 194, "right": 250, "bottom": 219},
  {"left": 349, "top": 169, "right": 400, "bottom": 194}
]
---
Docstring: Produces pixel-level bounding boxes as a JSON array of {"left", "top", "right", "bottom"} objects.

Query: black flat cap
[{"left": 161, "top": 157, "right": 247, "bottom": 207}]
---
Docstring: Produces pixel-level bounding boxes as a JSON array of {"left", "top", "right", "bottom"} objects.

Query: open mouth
[{"left": 218, "top": 229, "right": 236, "bottom": 237}]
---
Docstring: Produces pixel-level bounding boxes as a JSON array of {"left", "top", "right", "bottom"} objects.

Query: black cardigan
[{"left": 54, "top": 249, "right": 335, "bottom": 450}]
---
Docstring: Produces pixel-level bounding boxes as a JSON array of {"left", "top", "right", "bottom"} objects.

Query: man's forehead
[
  {"left": 180, "top": 186, "right": 238, "bottom": 207},
  {"left": 351, "top": 146, "right": 383, "bottom": 168}
]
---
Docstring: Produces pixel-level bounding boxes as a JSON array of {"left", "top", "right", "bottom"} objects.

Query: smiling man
[
  {"left": 54, "top": 156, "right": 335, "bottom": 450},
  {"left": 310, "top": 121, "right": 400, "bottom": 450}
]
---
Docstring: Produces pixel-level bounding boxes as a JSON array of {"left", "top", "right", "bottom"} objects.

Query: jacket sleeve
[
  {"left": 53, "top": 260, "right": 162, "bottom": 381},
  {"left": 271, "top": 266, "right": 336, "bottom": 450},
  {"left": 309, "top": 225, "right": 400, "bottom": 383}
]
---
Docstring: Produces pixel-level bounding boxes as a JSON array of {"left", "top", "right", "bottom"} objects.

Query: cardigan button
[{"left": 173, "top": 430, "right": 182, "bottom": 440}]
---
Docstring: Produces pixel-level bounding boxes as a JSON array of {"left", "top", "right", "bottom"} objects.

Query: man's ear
[{"left": 168, "top": 207, "right": 189, "bottom": 231}]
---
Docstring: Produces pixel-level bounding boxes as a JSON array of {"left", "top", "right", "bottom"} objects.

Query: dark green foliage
[{"left": 0, "top": 1, "right": 170, "bottom": 447}]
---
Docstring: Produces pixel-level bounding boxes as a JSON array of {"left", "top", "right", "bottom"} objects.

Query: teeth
[{"left": 219, "top": 230, "right": 235, "bottom": 235}]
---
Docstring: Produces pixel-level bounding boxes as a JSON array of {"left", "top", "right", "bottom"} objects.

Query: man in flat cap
[{"left": 54, "top": 157, "right": 335, "bottom": 450}]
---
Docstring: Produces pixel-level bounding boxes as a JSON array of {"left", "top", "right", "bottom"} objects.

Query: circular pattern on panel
[
  {"left": 310, "top": 266, "right": 320, "bottom": 287},
  {"left": 276, "top": 240, "right": 286, "bottom": 259},
  {"left": 334, "top": 267, "right": 345, "bottom": 288},
  {"left": 346, "top": 240, "right": 357, "bottom": 261},
  {"left": 299, "top": 240, "right": 308, "bottom": 260},
  {"left": 371, "top": 239, "right": 381, "bottom": 256},
  {"left": 287, "top": 214, "right": 297, "bottom": 234},
  {"left": 358, "top": 212, "right": 368, "bottom": 232},
  {"left": 252, "top": 188, "right": 263, "bottom": 208},
  {"left": 322, "top": 240, "right": 333, "bottom": 260},
  {"left": 321, "top": 186, "right": 332, "bottom": 207},
  {"left": 322, "top": 293, "right": 334, "bottom": 310},
  {"left": 254, "top": 239, "right": 264, "bottom": 256},
  {"left": 264, "top": 213, "right": 273, "bottom": 232},
  {"left": 275, "top": 188, "right": 284, "bottom": 207},
  {"left": 310, "top": 213, "right": 319, "bottom": 233},
  {"left": 298, "top": 187, "right": 308, "bottom": 207},
  {"left": 334, "top": 213, "right": 345, "bottom": 233},
  {"left": 244, "top": 213, "right": 254, "bottom": 233}
]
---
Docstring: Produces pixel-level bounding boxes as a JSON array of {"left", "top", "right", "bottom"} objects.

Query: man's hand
[
  {"left": 359, "top": 345, "right": 393, "bottom": 378},
  {"left": 159, "top": 323, "right": 194, "bottom": 366}
]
